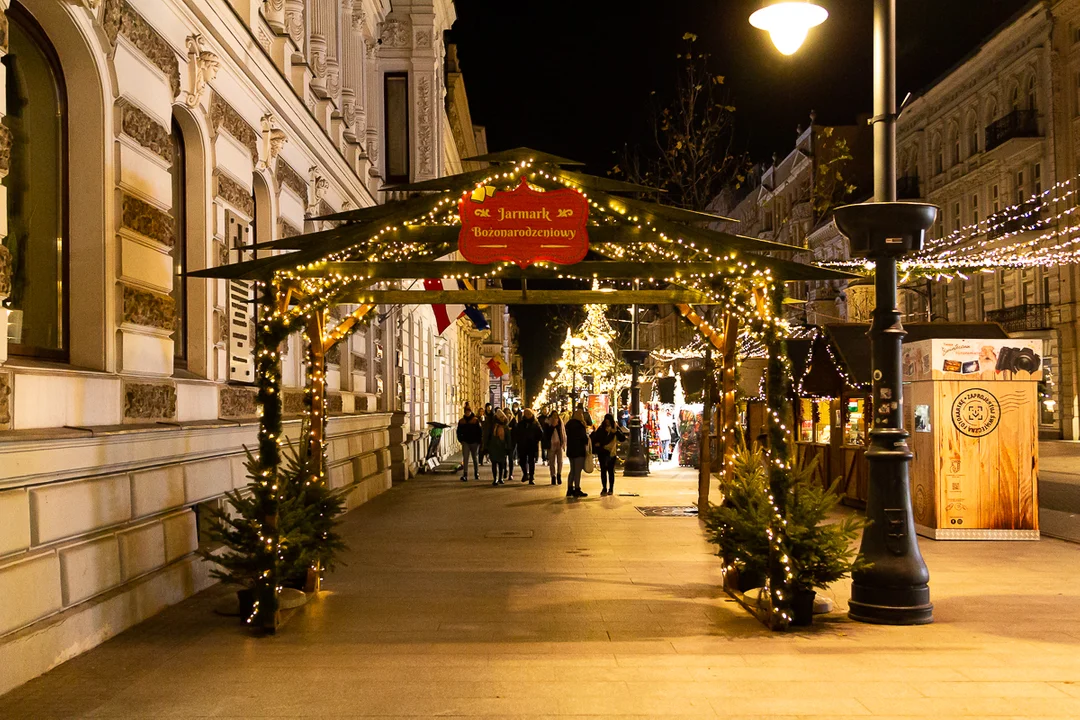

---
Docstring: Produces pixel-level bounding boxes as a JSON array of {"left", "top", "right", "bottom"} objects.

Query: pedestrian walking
[
  {"left": 564, "top": 409, "right": 590, "bottom": 498},
  {"left": 537, "top": 407, "right": 550, "bottom": 464},
  {"left": 455, "top": 404, "right": 482, "bottom": 482},
  {"left": 544, "top": 411, "right": 567, "bottom": 485},
  {"left": 480, "top": 402, "right": 495, "bottom": 465},
  {"left": 591, "top": 413, "right": 627, "bottom": 496},
  {"left": 513, "top": 408, "right": 543, "bottom": 484},
  {"left": 658, "top": 415, "right": 671, "bottom": 462},
  {"left": 487, "top": 410, "right": 511, "bottom": 486},
  {"left": 668, "top": 413, "right": 681, "bottom": 463},
  {"left": 506, "top": 406, "right": 519, "bottom": 481}
]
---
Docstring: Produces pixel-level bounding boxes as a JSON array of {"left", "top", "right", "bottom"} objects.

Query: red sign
[{"left": 458, "top": 179, "right": 589, "bottom": 267}]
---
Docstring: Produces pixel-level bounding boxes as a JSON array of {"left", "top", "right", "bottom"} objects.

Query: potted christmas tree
[{"left": 704, "top": 445, "right": 771, "bottom": 593}]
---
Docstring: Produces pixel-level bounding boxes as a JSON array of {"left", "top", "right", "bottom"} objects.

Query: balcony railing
[
  {"left": 987, "top": 200, "right": 1042, "bottom": 240},
  {"left": 897, "top": 175, "right": 921, "bottom": 200},
  {"left": 986, "top": 302, "right": 1052, "bottom": 332},
  {"left": 985, "top": 109, "right": 1040, "bottom": 152}
]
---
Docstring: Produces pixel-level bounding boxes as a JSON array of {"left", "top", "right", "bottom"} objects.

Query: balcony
[
  {"left": 897, "top": 175, "right": 921, "bottom": 200},
  {"left": 987, "top": 200, "right": 1042, "bottom": 240},
  {"left": 985, "top": 109, "right": 1040, "bottom": 152},
  {"left": 986, "top": 302, "right": 1052, "bottom": 333}
]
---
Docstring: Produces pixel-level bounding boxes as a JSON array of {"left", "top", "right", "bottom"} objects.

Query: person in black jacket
[
  {"left": 564, "top": 409, "right": 590, "bottom": 498},
  {"left": 455, "top": 404, "right": 482, "bottom": 481},
  {"left": 591, "top": 413, "right": 627, "bottom": 496},
  {"left": 537, "top": 407, "right": 550, "bottom": 464},
  {"left": 512, "top": 408, "right": 544, "bottom": 484}
]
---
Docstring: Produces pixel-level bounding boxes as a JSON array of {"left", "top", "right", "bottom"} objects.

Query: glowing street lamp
[{"left": 748, "top": 1, "right": 828, "bottom": 56}]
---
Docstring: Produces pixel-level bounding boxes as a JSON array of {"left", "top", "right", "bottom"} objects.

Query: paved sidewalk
[
  {"left": 2, "top": 464, "right": 1080, "bottom": 718},
  {"left": 1039, "top": 441, "right": 1080, "bottom": 542}
]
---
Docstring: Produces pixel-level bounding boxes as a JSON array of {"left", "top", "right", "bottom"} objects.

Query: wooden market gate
[{"left": 190, "top": 147, "right": 854, "bottom": 631}]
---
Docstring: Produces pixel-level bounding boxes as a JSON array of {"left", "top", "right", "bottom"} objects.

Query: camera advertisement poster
[{"left": 902, "top": 338, "right": 1043, "bottom": 382}]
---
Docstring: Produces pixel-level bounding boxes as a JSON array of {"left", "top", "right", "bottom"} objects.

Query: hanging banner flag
[
  {"left": 424, "top": 278, "right": 466, "bottom": 335},
  {"left": 487, "top": 356, "right": 509, "bottom": 378},
  {"left": 459, "top": 178, "right": 589, "bottom": 267}
]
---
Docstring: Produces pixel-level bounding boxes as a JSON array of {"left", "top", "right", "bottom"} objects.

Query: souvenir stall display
[{"left": 678, "top": 406, "right": 703, "bottom": 467}]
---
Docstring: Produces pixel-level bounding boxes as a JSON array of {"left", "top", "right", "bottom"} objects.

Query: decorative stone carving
[
  {"left": 0, "top": 244, "right": 10, "bottom": 299},
  {"left": 124, "top": 382, "right": 177, "bottom": 421},
  {"left": 351, "top": 3, "right": 366, "bottom": 31},
  {"left": 209, "top": 92, "right": 260, "bottom": 160},
  {"left": 122, "top": 193, "right": 175, "bottom": 248},
  {"left": 318, "top": 200, "right": 334, "bottom": 220},
  {"left": 107, "top": 2, "right": 181, "bottom": 97},
  {"left": 117, "top": 99, "right": 171, "bottom": 163},
  {"left": 263, "top": 0, "right": 286, "bottom": 31},
  {"left": 214, "top": 309, "right": 228, "bottom": 344},
  {"left": 326, "top": 58, "right": 341, "bottom": 98},
  {"left": 284, "top": 0, "right": 304, "bottom": 51},
  {"left": 416, "top": 75, "right": 434, "bottom": 176},
  {"left": 278, "top": 219, "right": 302, "bottom": 239},
  {"left": 325, "top": 343, "right": 341, "bottom": 366},
  {"left": 0, "top": 124, "right": 10, "bottom": 176},
  {"left": 328, "top": 393, "right": 343, "bottom": 413},
  {"left": 414, "top": 29, "right": 432, "bottom": 48},
  {"left": 276, "top": 159, "right": 307, "bottom": 199},
  {"left": 258, "top": 113, "right": 287, "bottom": 170},
  {"left": 219, "top": 386, "right": 258, "bottom": 418},
  {"left": 380, "top": 18, "right": 409, "bottom": 48},
  {"left": 184, "top": 34, "right": 219, "bottom": 108},
  {"left": 257, "top": 28, "right": 271, "bottom": 53},
  {"left": 283, "top": 391, "right": 305, "bottom": 414},
  {"left": 0, "top": 371, "right": 11, "bottom": 429},
  {"left": 68, "top": 0, "right": 102, "bottom": 10},
  {"left": 121, "top": 283, "right": 176, "bottom": 331},
  {"left": 214, "top": 171, "right": 255, "bottom": 218},
  {"left": 308, "top": 168, "right": 329, "bottom": 212},
  {"left": 215, "top": 240, "right": 229, "bottom": 268}
]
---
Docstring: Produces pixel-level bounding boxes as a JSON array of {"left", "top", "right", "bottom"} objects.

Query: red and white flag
[{"left": 424, "top": 278, "right": 465, "bottom": 335}]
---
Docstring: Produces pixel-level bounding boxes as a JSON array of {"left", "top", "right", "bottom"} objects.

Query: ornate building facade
[{"left": 0, "top": 0, "right": 493, "bottom": 693}]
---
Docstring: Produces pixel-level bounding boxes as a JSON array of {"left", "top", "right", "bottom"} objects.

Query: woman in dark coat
[
  {"left": 512, "top": 408, "right": 544, "bottom": 484},
  {"left": 590, "top": 413, "right": 627, "bottom": 496},
  {"left": 487, "top": 410, "right": 511, "bottom": 486},
  {"left": 455, "top": 404, "right": 482, "bottom": 481},
  {"left": 564, "top": 409, "right": 590, "bottom": 498}
]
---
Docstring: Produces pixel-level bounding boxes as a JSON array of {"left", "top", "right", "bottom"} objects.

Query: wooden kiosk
[{"left": 903, "top": 337, "right": 1042, "bottom": 540}]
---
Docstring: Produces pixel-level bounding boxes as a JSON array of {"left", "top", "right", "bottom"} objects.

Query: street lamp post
[
  {"left": 750, "top": 0, "right": 935, "bottom": 625},
  {"left": 623, "top": 288, "right": 650, "bottom": 476}
]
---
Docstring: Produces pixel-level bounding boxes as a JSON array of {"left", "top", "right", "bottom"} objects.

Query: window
[
  {"left": 992, "top": 184, "right": 1000, "bottom": 212},
  {"left": 951, "top": 125, "right": 961, "bottom": 166},
  {"left": 3, "top": 7, "right": 68, "bottom": 360},
  {"left": 383, "top": 73, "right": 410, "bottom": 183},
  {"left": 933, "top": 135, "right": 943, "bottom": 175},
  {"left": 170, "top": 118, "right": 187, "bottom": 367},
  {"left": 1016, "top": 170, "right": 1025, "bottom": 203},
  {"left": 1043, "top": 275, "right": 1052, "bottom": 303},
  {"left": 1011, "top": 84, "right": 1021, "bottom": 112},
  {"left": 953, "top": 201, "right": 961, "bottom": 232},
  {"left": 843, "top": 398, "right": 866, "bottom": 446},
  {"left": 1034, "top": 162, "right": 1042, "bottom": 196},
  {"left": 972, "top": 193, "right": 980, "bottom": 226},
  {"left": 967, "top": 113, "right": 979, "bottom": 156},
  {"left": 1028, "top": 75, "right": 1037, "bottom": 113}
]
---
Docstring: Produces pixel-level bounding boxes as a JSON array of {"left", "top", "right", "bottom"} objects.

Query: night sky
[{"left": 448, "top": 0, "right": 1033, "bottom": 402}]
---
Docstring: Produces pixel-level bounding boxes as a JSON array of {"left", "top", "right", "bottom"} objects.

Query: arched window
[
  {"left": 1011, "top": 82, "right": 1021, "bottom": 112},
  {"left": 932, "top": 132, "right": 943, "bottom": 175},
  {"left": 1027, "top": 74, "right": 1038, "bottom": 113},
  {"left": 3, "top": 5, "right": 68, "bottom": 360},
  {"left": 170, "top": 117, "right": 187, "bottom": 367}
]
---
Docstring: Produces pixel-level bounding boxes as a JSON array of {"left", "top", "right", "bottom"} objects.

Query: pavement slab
[{"left": 1, "top": 464, "right": 1080, "bottom": 718}]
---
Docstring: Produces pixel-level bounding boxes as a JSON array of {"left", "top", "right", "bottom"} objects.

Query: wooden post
[
  {"left": 699, "top": 344, "right": 714, "bottom": 510},
  {"left": 722, "top": 313, "right": 739, "bottom": 478},
  {"left": 306, "top": 309, "right": 328, "bottom": 480}
]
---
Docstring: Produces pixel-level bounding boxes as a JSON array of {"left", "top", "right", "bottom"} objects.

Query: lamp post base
[
  {"left": 623, "top": 416, "right": 650, "bottom": 477},
  {"left": 848, "top": 591, "right": 933, "bottom": 626}
]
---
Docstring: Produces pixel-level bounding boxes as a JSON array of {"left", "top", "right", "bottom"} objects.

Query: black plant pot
[
  {"left": 236, "top": 588, "right": 255, "bottom": 619},
  {"left": 791, "top": 589, "right": 816, "bottom": 626},
  {"left": 737, "top": 568, "right": 767, "bottom": 593}
]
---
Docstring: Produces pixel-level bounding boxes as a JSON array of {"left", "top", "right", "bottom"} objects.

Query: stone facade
[{"left": 0, "top": 0, "right": 492, "bottom": 696}]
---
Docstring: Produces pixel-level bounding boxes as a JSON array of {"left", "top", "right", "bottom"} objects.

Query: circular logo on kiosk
[{"left": 951, "top": 388, "right": 1000, "bottom": 438}]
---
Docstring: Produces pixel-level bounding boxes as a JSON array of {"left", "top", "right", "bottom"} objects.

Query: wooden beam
[
  {"left": 334, "top": 289, "right": 722, "bottom": 305},
  {"left": 297, "top": 260, "right": 780, "bottom": 281},
  {"left": 323, "top": 304, "right": 374, "bottom": 351}
]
